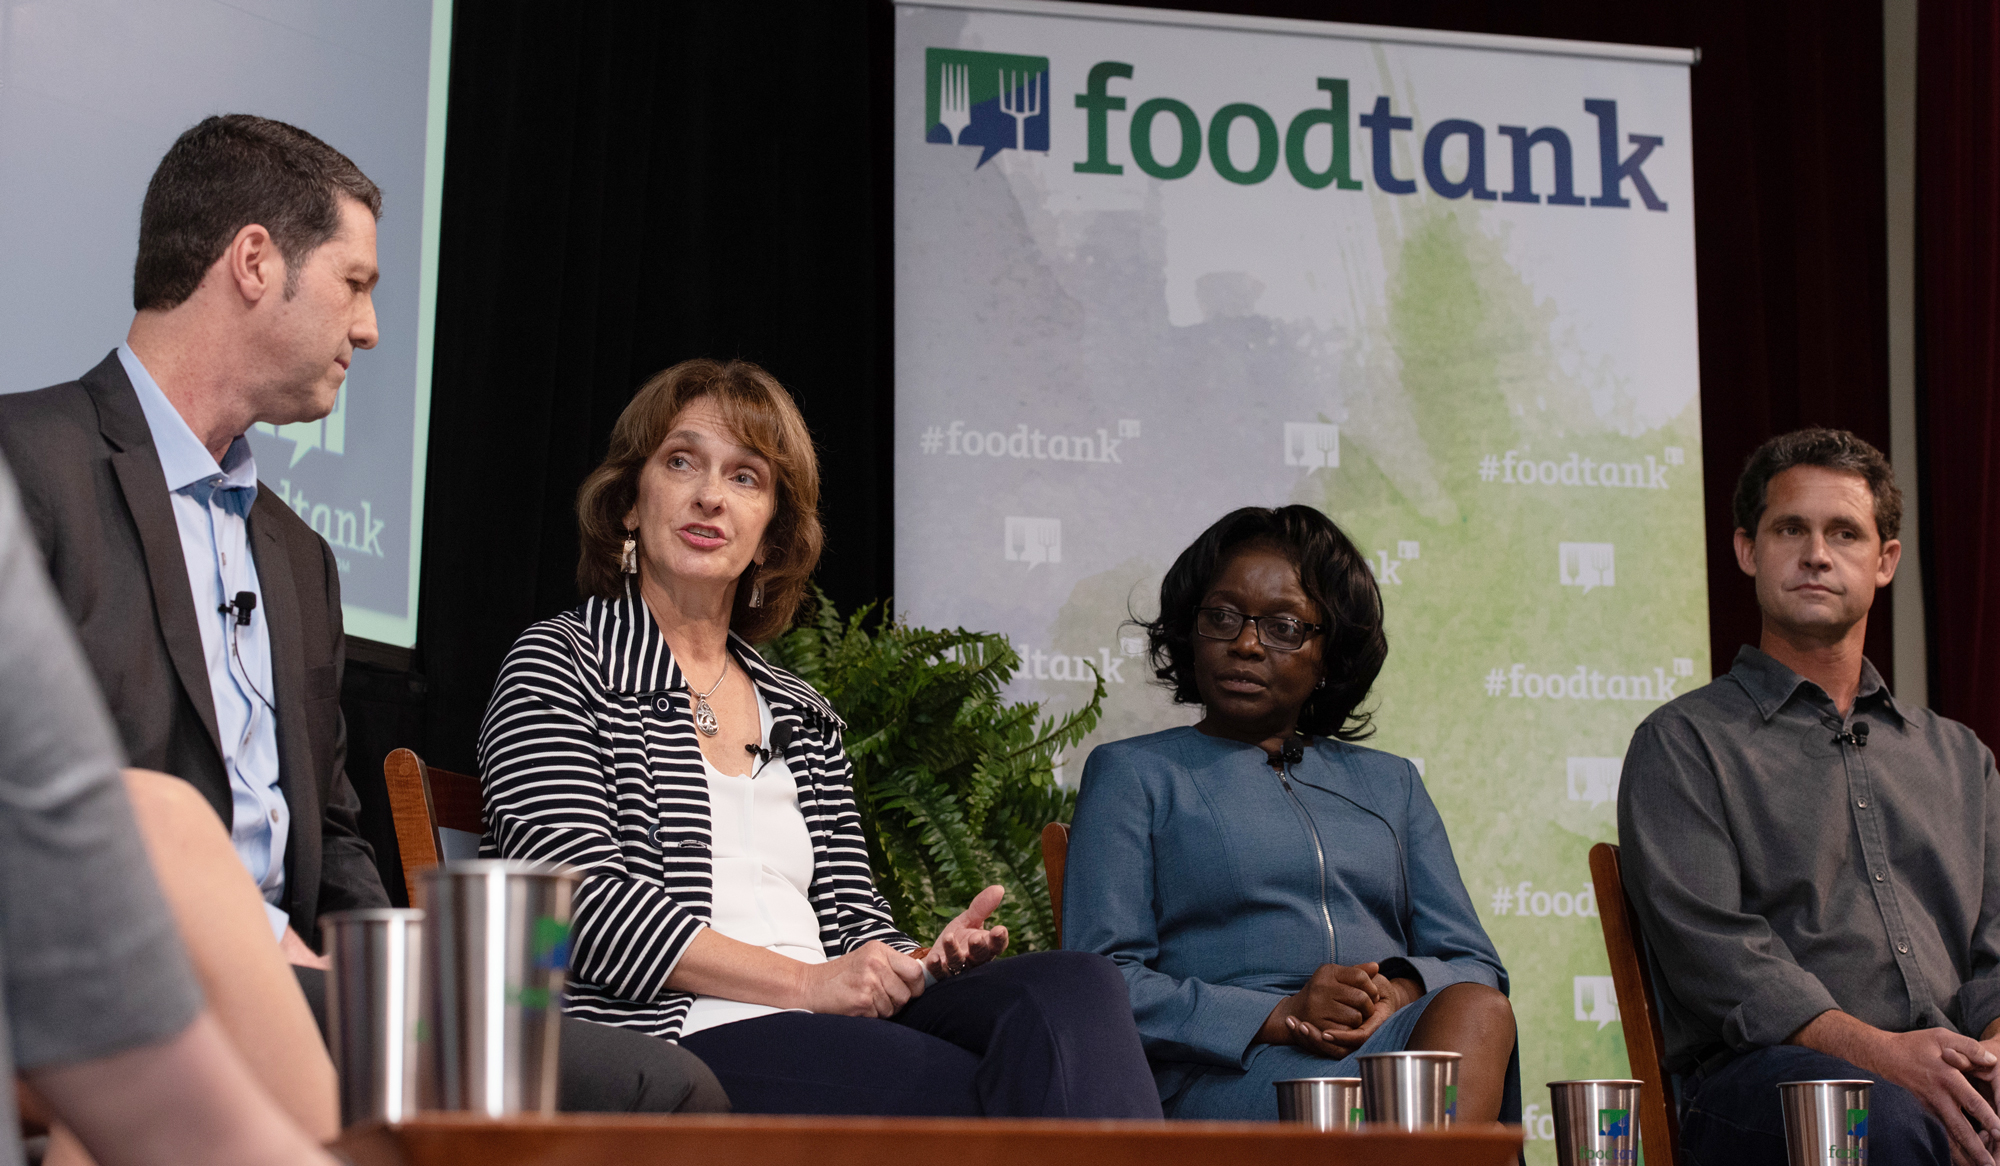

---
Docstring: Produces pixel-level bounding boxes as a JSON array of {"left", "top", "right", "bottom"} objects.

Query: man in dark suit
[
  {"left": 0, "top": 116, "right": 388, "bottom": 965},
  {"left": 0, "top": 113, "right": 725, "bottom": 1113}
]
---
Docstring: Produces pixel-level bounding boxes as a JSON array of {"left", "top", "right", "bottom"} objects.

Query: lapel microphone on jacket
[
  {"left": 1833, "top": 722, "right": 1870, "bottom": 748},
  {"left": 744, "top": 721, "right": 796, "bottom": 777},
  {"left": 1271, "top": 736, "right": 1306, "bottom": 767},
  {"left": 218, "top": 590, "right": 257, "bottom": 626}
]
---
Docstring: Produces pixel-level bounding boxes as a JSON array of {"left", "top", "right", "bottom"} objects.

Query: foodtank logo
[
  {"left": 272, "top": 480, "right": 386, "bottom": 560},
  {"left": 925, "top": 48, "right": 1674, "bottom": 210},
  {"left": 253, "top": 389, "right": 346, "bottom": 468},
  {"left": 1560, "top": 543, "right": 1616, "bottom": 593},
  {"left": 1567, "top": 757, "right": 1622, "bottom": 808},
  {"left": 1073, "top": 66, "right": 1668, "bottom": 209},
  {"left": 1283, "top": 422, "right": 1339, "bottom": 471},
  {"left": 926, "top": 48, "right": 1049, "bottom": 167},
  {"left": 1574, "top": 976, "right": 1620, "bottom": 1029},
  {"left": 1004, "top": 516, "right": 1062, "bottom": 567}
]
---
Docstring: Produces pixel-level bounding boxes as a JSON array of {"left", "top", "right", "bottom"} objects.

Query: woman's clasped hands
[
  {"left": 1259, "top": 961, "right": 1422, "bottom": 1057},
  {"left": 794, "top": 885, "right": 1012, "bottom": 1018}
]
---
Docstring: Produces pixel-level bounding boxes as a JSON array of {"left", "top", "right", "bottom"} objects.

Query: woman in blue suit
[{"left": 1062, "top": 505, "right": 1519, "bottom": 1122}]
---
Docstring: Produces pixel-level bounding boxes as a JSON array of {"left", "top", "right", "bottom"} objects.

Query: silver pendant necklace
[{"left": 691, "top": 660, "right": 728, "bottom": 737}]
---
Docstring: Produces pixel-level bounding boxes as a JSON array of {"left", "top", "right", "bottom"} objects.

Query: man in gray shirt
[
  {"left": 0, "top": 450, "right": 335, "bottom": 1166},
  {"left": 1622, "top": 429, "right": 2000, "bottom": 1166}
]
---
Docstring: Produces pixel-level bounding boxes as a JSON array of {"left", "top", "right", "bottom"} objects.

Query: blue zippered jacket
[{"left": 1062, "top": 726, "right": 1506, "bottom": 1086}]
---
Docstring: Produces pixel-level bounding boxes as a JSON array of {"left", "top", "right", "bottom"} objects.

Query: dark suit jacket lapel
[
  {"left": 250, "top": 498, "right": 321, "bottom": 926},
  {"left": 91, "top": 357, "right": 224, "bottom": 759}
]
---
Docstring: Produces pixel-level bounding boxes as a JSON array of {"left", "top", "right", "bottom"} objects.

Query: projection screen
[{"left": 0, "top": 0, "right": 452, "bottom": 649}]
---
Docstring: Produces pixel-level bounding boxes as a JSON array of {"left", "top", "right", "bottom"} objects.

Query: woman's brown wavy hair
[{"left": 575, "top": 359, "right": 822, "bottom": 643}]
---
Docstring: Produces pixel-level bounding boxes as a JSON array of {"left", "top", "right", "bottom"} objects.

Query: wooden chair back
[
  {"left": 383, "top": 747, "right": 484, "bottom": 903},
  {"left": 1589, "top": 841, "right": 1681, "bottom": 1165},
  {"left": 1041, "top": 822, "right": 1070, "bottom": 942}
]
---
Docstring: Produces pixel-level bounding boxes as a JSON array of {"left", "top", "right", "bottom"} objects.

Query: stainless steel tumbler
[
  {"left": 418, "top": 860, "right": 578, "bottom": 1116},
  {"left": 1547, "top": 1079, "right": 1643, "bottom": 1165},
  {"left": 1779, "top": 1079, "right": 1871, "bottom": 1165},
  {"left": 1274, "top": 1077, "right": 1365, "bottom": 1130},
  {"left": 1358, "top": 1050, "right": 1462, "bottom": 1129},
  {"left": 323, "top": 908, "right": 425, "bottom": 1126}
]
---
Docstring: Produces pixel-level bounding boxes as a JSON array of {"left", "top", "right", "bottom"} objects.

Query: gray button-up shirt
[{"left": 1619, "top": 646, "right": 2000, "bottom": 1073}]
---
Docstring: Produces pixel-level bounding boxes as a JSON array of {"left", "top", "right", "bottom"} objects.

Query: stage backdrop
[{"left": 894, "top": 0, "right": 1701, "bottom": 1148}]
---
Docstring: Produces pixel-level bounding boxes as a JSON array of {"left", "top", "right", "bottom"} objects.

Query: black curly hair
[{"left": 1141, "top": 506, "right": 1388, "bottom": 741}]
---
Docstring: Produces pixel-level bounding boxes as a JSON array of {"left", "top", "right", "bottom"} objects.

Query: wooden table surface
[{"left": 335, "top": 1113, "right": 1526, "bottom": 1166}]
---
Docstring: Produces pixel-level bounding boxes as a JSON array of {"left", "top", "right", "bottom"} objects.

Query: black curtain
[
  {"left": 357, "top": 0, "right": 1894, "bottom": 849},
  {"left": 1918, "top": 0, "right": 2000, "bottom": 742},
  {"left": 411, "top": 1, "right": 895, "bottom": 777}
]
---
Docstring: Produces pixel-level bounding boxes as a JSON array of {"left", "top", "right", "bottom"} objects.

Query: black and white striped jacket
[{"left": 476, "top": 581, "right": 915, "bottom": 1039}]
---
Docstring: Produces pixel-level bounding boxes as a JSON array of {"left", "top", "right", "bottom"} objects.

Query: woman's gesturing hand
[
  {"left": 797, "top": 941, "right": 927, "bottom": 1017},
  {"left": 925, "top": 884, "right": 1012, "bottom": 980}
]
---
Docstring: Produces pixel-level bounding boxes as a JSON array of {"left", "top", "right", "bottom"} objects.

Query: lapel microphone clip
[
  {"left": 218, "top": 590, "right": 257, "bottom": 627},
  {"left": 744, "top": 721, "right": 796, "bottom": 777},
  {"left": 1832, "top": 722, "right": 1870, "bottom": 748}
]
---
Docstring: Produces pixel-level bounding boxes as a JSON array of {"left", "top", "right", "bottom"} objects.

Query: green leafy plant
[{"left": 763, "top": 592, "right": 1104, "bottom": 954}]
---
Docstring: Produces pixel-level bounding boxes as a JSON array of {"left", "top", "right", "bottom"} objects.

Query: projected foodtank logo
[
  {"left": 250, "top": 389, "right": 391, "bottom": 567},
  {"left": 253, "top": 389, "right": 346, "bottom": 467},
  {"left": 924, "top": 48, "right": 1049, "bottom": 167}
]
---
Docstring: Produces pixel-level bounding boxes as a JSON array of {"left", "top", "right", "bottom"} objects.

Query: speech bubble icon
[
  {"left": 1567, "top": 758, "right": 1623, "bottom": 808},
  {"left": 277, "top": 419, "right": 322, "bottom": 468},
  {"left": 1005, "top": 517, "right": 1060, "bottom": 569},
  {"left": 1560, "top": 543, "right": 1616, "bottom": 593},
  {"left": 925, "top": 50, "right": 1047, "bottom": 169},
  {"left": 1574, "top": 976, "right": 1621, "bottom": 1030},
  {"left": 1283, "top": 423, "right": 1339, "bottom": 470}
]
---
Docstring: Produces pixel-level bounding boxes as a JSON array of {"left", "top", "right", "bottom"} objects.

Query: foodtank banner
[{"left": 894, "top": 0, "right": 1701, "bottom": 1150}]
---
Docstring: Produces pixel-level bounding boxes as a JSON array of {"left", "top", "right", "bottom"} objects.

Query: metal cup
[
  {"left": 418, "top": 860, "right": 578, "bottom": 1116},
  {"left": 1358, "top": 1050, "right": 1462, "bottom": 1129},
  {"left": 1274, "top": 1077, "right": 1365, "bottom": 1130},
  {"left": 323, "top": 908, "right": 425, "bottom": 1126},
  {"left": 1779, "top": 1080, "right": 1871, "bottom": 1165},
  {"left": 1547, "top": 1079, "right": 1643, "bottom": 1165}
]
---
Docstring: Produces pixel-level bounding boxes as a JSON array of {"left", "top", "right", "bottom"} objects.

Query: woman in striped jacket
[{"left": 478, "top": 359, "right": 1159, "bottom": 1118}]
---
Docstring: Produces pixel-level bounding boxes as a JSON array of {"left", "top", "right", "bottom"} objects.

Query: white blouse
[{"left": 679, "top": 686, "right": 828, "bottom": 1036}]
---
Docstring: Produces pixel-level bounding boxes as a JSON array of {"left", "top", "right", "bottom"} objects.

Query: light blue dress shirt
[{"left": 119, "top": 345, "right": 291, "bottom": 939}]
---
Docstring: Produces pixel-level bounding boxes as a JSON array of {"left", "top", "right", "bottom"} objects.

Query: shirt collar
[
  {"left": 1727, "top": 644, "right": 1904, "bottom": 724},
  {"left": 584, "top": 577, "right": 842, "bottom": 728},
  {"left": 119, "top": 344, "right": 259, "bottom": 495}
]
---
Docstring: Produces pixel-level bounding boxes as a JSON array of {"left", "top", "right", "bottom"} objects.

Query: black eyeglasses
[{"left": 1193, "top": 607, "right": 1323, "bottom": 651}]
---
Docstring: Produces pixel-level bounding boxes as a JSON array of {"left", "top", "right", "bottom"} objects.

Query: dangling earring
[
  {"left": 749, "top": 578, "right": 765, "bottom": 608},
  {"left": 1315, "top": 677, "right": 1326, "bottom": 690},
  {"left": 620, "top": 529, "right": 638, "bottom": 574}
]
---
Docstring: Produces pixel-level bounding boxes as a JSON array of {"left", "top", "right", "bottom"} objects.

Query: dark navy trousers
[
  {"left": 1680, "top": 1045, "right": 1949, "bottom": 1165},
  {"left": 678, "top": 949, "right": 1162, "bottom": 1118}
]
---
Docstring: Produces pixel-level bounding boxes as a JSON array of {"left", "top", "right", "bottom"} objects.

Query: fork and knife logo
[
  {"left": 925, "top": 48, "right": 1050, "bottom": 167},
  {"left": 1559, "top": 542, "right": 1617, "bottom": 593}
]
